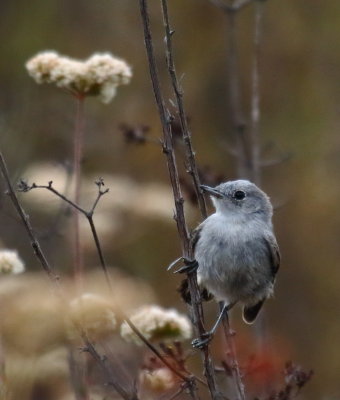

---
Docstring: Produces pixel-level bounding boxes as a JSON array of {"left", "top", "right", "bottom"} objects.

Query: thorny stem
[
  {"left": 160, "top": 0, "right": 207, "bottom": 219},
  {"left": 220, "top": 303, "right": 245, "bottom": 400},
  {"left": 73, "top": 95, "right": 85, "bottom": 289},
  {"left": 82, "top": 334, "right": 138, "bottom": 400},
  {"left": 0, "top": 152, "right": 61, "bottom": 287},
  {"left": 138, "top": 1, "right": 222, "bottom": 399}
]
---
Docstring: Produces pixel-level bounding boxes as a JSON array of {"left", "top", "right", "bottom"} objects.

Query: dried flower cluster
[
  {"left": 26, "top": 51, "right": 132, "bottom": 103},
  {"left": 139, "top": 367, "right": 175, "bottom": 393},
  {"left": 0, "top": 250, "right": 25, "bottom": 275},
  {"left": 120, "top": 305, "right": 192, "bottom": 345},
  {"left": 67, "top": 293, "right": 116, "bottom": 340}
]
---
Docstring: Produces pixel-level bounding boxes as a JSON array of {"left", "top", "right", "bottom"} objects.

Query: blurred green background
[{"left": 1, "top": 0, "right": 340, "bottom": 399}]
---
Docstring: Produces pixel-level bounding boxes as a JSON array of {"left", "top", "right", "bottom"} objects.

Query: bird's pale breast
[{"left": 195, "top": 214, "right": 274, "bottom": 305}]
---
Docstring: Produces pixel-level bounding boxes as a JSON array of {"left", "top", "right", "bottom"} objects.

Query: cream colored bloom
[
  {"left": 120, "top": 305, "right": 192, "bottom": 345},
  {"left": 67, "top": 293, "right": 116, "bottom": 340},
  {"left": 0, "top": 250, "right": 25, "bottom": 275},
  {"left": 26, "top": 51, "right": 132, "bottom": 103},
  {"left": 139, "top": 367, "right": 175, "bottom": 393}
]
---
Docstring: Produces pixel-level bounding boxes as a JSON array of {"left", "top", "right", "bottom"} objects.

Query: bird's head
[{"left": 201, "top": 180, "right": 273, "bottom": 224}]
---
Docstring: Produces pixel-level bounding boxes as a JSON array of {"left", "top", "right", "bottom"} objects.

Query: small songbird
[{"left": 184, "top": 180, "right": 280, "bottom": 345}]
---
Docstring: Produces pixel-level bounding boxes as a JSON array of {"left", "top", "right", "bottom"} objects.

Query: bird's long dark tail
[{"left": 243, "top": 299, "right": 265, "bottom": 324}]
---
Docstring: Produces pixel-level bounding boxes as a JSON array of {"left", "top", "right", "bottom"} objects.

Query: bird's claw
[
  {"left": 174, "top": 259, "right": 198, "bottom": 274},
  {"left": 191, "top": 332, "right": 213, "bottom": 349}
]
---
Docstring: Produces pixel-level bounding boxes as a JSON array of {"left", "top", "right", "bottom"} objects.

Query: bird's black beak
[{"left": 200, "top": 185, "right": 224, "bottom": 199}]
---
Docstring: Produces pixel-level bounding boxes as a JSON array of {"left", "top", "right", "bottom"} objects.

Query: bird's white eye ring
[{"left": 233, "top": 190, "right": 246, "bottom": 200}]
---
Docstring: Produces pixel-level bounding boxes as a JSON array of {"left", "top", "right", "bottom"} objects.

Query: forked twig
[
  {"left": 18, "top": 178, "right": 203, "bottom": 389},
  {"left": 17, "top": 178, "right": 113, "bottom": 291},
  {"left": 0, "top": 152, "right": 137, "bottom": 399}
]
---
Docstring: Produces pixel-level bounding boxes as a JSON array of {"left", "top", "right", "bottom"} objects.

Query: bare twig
[
  {"left": 249, "top": 0, "right": 265, "bottom": 185},
  {"left": 0, "top": 152, "right": 60, "bottom": 286},
  {"left": 82, "top": 334, "right": 138, "bottom": 400},
  {"left": 1, "top": 154, "right": 136, "bottom": 400},
  {"left": 18, "top": 179, "right": 113, "bottom": 292},
  {"left": 122, "top": 319, "right": 192, "bottom": 383},
  {"left": 161, "top": 385, "right": 186, "bottom": 400},
  {"left": 67, "top": 346, "right": 89, "bottom": 400},
  {"left": 73, "top": 95, "right": 86, "bottom": 287},
  {"left": 225, "top": 8, "right": 250, "bottom": 178},
  {"left": 138, "top": 1, "right": 222, "bottom": 399},
  {"left": 220, "top": 303, "right": 245, "bottom": 400},
  {"left": 160, "top": 0, "right": 207, "bottom": 219},
  {"left": 20, "top": 178, "right": 202, "bottom": 388}
]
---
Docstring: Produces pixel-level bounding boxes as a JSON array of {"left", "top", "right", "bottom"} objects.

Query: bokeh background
[{"left": 0, "top": 0, "right": 340, "bottom": 399}]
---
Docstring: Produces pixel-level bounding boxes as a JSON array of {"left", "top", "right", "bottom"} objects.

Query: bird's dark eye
[{"left": 234, "top": 190, "right": 246, "bottom": 200}]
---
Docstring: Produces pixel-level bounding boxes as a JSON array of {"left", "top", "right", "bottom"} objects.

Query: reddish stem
[{"left": 73, "top": 94, "right": 85, "bottom": 290}]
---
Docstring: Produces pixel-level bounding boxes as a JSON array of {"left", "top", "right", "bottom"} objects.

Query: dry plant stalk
[{"left": 138, "top": 1, "right": 224, "bottom": 399}]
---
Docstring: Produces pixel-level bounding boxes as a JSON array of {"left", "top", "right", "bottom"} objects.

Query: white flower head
[
  {"left": 120, "top": 305, "right": 192, "bottom": 345},
  {"left": 25, "top": 51, "right": 132, "bottom": 103},
  {"left": 139, "top": 367, "right": 175, "bottom": 393},
  {"left": 0, "top": 250, "right": 25, "bottom": 275},
  {"left": 25, "top": 51, "right": 61, "bottom": 84},
  {"left": 68, "top": 293, "right": 116, "bottom": 340}
]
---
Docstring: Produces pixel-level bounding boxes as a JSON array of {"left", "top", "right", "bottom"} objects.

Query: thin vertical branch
[
  {"left": 68, "top": 347, "right": 89, "bottom": 400},
  {"left": 225, "top": 9, "right": 250, "bottom": 178},
  {"left": 82, "top": 334, "right": 138, "bottom": 400},
  {"left": 73, "top": 95, "right": 85, "bottom": 288},
  {"left": 220, "top": 303, "right": 245, "bottom": 400},
  {"left": 137, "top": 1, "right": 221, "bottom": 399},
  {"left": 249, "top": 0, "right": 265, "bottom": 186},
  {"left": 0, "top": 152, "right": 60, "bottom": 287},
  {"left": 160, "top": 0, "right": 207, "bottom": 219}
]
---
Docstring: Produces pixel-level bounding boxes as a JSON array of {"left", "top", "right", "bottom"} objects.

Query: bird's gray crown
[{"left": 203, "top": 179, "right": 273, "bottom": 223}]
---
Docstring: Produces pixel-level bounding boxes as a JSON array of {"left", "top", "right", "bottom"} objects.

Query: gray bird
[
  {"left": 178, "top": 180, "right": 280, "bottom": 347},
  {"left": 195, "top": 179, "right": 280, "bottom": 325}
]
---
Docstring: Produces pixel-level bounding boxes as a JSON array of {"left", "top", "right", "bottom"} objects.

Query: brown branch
[
  {"left": 249, "top": 0, "right": 265, "bottom": 186},
  {"left": 138, "top": 1, "right": 222, "bottom": 399},
  {"left": 225, "top": 8, "right": 250, "bottom": 178},
  {"left": 18, "top": 179, "right": 113, "bottom": 292},
  {"left": 0, "top": 152, "right": 61, "bottom": 287},
  {"left": 220, "top": 304, "right": 245, "bottom": 400},
  {"left": 73, "top": 95, "right": 85, "bottom": 287},
  {"left": 121, "top": 319, "right": 195, "bottom": 385},
  {"left": 1, "top": 154, "right": 137, "bottom": 400},
  {"left": 81, "top": 334, "right": 138, "bottom": 400},
  {"left": 20, "top": 179, "right": 201, "bottom": 387},
  {"left": 160, "top": 0, "right": 207, "bottom": 219}
]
